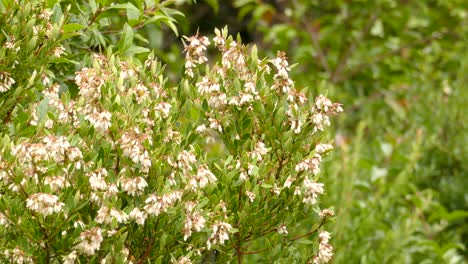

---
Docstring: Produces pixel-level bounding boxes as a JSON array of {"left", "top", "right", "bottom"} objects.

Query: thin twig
[
  {"left": 235, "top": 232, "right": 243, "bottom": 264},
  {"left": 87, "top": 8, "right": 105, "bottom": 27},
  {"left": 101, "top": 22, "right": 146, "bottom": 34},
  {"left": 244, "top": 248, "right": 269, "bottom": 255},
  {"left": 289, "top": 220, "right": 325, "bottom": 241},
  {"left": 137, "top": 218, "right": 159, "bottom": 264}
]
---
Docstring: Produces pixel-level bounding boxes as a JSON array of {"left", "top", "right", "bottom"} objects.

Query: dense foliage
[
  {"left": 227, "top": 0, "right": 468, "bottom": 263},
  {"left": 0, "top": 0, "right": 467, "bottom": 263},
  {"left": 0, "top": 1, "right": 342, "bottom": 263}
]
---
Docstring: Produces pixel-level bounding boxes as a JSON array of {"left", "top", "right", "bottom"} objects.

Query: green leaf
[
  {"left": 296, "top": 239, "right": 314, "bottom": 245},
  {"left": 63, "top": 23, "right": 85, "bottom": 33},
  {"left": 124, "top": 46, "right": 150, "bottom": 56},
  {"left": 143, "top": 13, "right": 169, "bottom": 26},
  {"left": 118, "top": 23, "right": 134, "bottom": 53}
]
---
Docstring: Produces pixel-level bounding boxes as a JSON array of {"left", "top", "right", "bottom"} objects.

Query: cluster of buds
[
  {"left": 311, "top": 95, "right": 343, "bottom": 133},
  {"left": 183, "top": 33, "right": 210, "bottom": 78},
  {"left": 313, "top": 231, "right": 334, "bottom": 264},
  {"left": 301, "top": 179, "right": 325, "bottom": 205},
  {"left": 271, "top": 51, "right": 293, "bottom": 94}
]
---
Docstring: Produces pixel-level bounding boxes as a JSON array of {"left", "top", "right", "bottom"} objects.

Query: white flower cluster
[
  {"left": 302, "top": 179, "right": 325, "bottom": 205},
  {"left": 4, "top": 247, "right": 33, "bottom": 264},
  {"left": 207, "top": 220, "right": 232, "bottom": 249},
  {"left": 0, "top": 212, "right": 8, "bottom": 226},
  {"left": 195, "top": 77, "right": 227, "bottom": 109},
  {"left": 315, "top": 143, "right": 333, "bottom": 154},
  {"left": 84, "top": 110, "right": 112, "bottom": 132},
  {"left": 129, "top": 207, "right": 147, "bottom": 225},
  {"left": 245, "top": 191, "right": 256, "bottom": 203},
  {"left": 311, "top": 95, "right": 343, "bottom": 133},
  {"left": 190, "top": 166, "right": 217, "bottom": 189},
  {"left": 75, "top": 67, "right": 106, "bottom": 100},
  {"left": 74, "top": 61, "right": 116, "bottom": 134},
  {"left": 248, "top": 141, "right": 269, "bottom": 161},
  {"left": 87, "top": 168, "right": 109, "bottom": 191},
  {"left": 228, "top": 82, "right": 259, "bottom": 107},
  {"left": 295, "top": 154, "right": 322, "bottom": 175},
  {"left": 0, "top": 71, "right": 15, "bottom": 92},
  {"left": 277, "top": 224, "right": 288, "bottom": 235},
  {"left": 196, "top": 76, "right": 220, "bottom": 95},
  {"left": 26, "top": 193, "right": 64, "bottom": 216},
  {"left": 183, "top": 33, "right": 210, "bottom": 78},
  {"left": 12, "top": 136, "right": 83, "bottom": 171},
  {"left": 62, "top": 250, "right": 77, "bottom": 264},
  {"left": 96, "top": 206, "right": 128, "bottom": 224},
  {"left": 172, "top": 256, "right": 192, "bottom": 264},
  {"left": 119, "top": 176, "right": 148, "bottom": 196},
  {"left": 119, "top": 129, "right": 152, "bottom": 173},
  {"left": 319, "top": 208, "right": 335, "bottom": 219},
  {"left": 313, "top": 231, "right": 334, "bottom": 264},
  {"left": 189, "top": 29, "right": 261, "bottom": 119},
  {"left": 4, "top": 36, "right": 19, "bottom": 51},
  {"left": 183, "top": 202, "right": 206, "bottom": 241},
  {"left": 128, "top": 82, "right": 150, "bottom": 104},
  {"left": 144, "top": 191, "right": 183, "bottom": 216},
  {"left": 155, "top": 101, "right": 172, "bottom": 118},
  {"left": 53, "top": 45, "right": 66, "bottom": 57},
  {"left": 76, "top": 227, "right": 103, "bottom": 256},
  {"left": 220, "top": 41, "right": 248, "bottom": 77},
  {"left": 271, "top": 51, "right": 293, "bottom": 94},
  {"left": 44, "top": 176, "right": 70, "bottom": 191},
  {"left": 174, "top": 149, "right": 197, "bottom": 171}
]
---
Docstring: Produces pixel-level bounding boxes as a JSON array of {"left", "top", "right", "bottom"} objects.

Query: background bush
[{"left": 1, "top": 0, "right": 467, "bottom": 263}]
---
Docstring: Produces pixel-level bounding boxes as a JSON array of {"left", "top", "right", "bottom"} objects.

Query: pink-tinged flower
[
  {"left": 313, "top": 231, "right": 334, "bottom": 264},
  {"left": 302, "top": 178, "right": 324, "bottom": 205},
  {"left": 245, "top": 191, "right": 256, "bottom": 203},
  {"left": 26, "top": 193, "right": 64, "bottom": 216},
  {"left": 183, "top": 33, "right": 210, "bottom": 77},
  {"left": 277, "top": 224, "right": 288, "bottom": 235},
  {"left": 119, "top": 176, "right": 148, "bottom": 196},
  {"left": 76, "top": 227, "right": 103, "bottom": 256},
  {"left": 0, "top": 72, "right": 15, "bottom": 92},
  {"left": 207, "top": 221, "right": 232, "bottom": 249},
  {"left": 183, "top": 211, "right": 206, "bottom": 241}
]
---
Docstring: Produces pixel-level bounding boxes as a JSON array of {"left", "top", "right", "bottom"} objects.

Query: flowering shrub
[{"left": 0, "top": 2, "right": 342, "bottom": 263}]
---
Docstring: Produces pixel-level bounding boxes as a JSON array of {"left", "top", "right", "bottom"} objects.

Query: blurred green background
[
  {"left": 167, "top": 1, "right": 467, "bottom": 263},
  {"left": 3, "top": 0, "right": 466, "bottom": 262}
]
